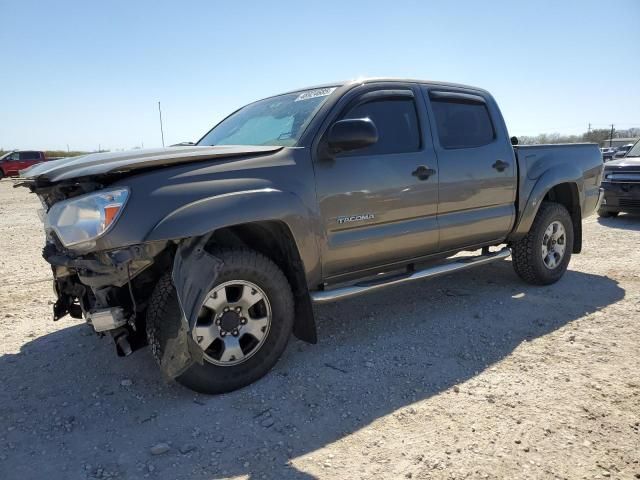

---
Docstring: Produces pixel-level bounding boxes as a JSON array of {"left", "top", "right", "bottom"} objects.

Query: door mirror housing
[{"left": 327, "top": 118, "right": 378, "bottom": 154}]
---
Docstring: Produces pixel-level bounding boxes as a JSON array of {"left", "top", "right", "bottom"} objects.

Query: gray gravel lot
[{"left": 0, "top": 179, "right": 639, "bottom": 479}]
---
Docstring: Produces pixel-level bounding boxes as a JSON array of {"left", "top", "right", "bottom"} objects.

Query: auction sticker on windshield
[{"left": 295, "top": 87, "right": 337, "bottom": 102}]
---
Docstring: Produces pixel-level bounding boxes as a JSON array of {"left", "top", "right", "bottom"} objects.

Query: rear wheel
[
  {"left": 146, "top": 248, "right": 294, "bottom": 394},
  {"left": 511, "top": 202, "right": 574, "bottom": 285}
]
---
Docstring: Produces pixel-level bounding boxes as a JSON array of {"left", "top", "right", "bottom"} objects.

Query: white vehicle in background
[
  {"left": 613, "top": 144, "right": 634, "bottom": 159},
  {"left": 600, "top": 147, "right": 616, "bottom": 162}
]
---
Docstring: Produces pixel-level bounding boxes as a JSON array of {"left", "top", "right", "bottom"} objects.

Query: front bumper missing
[
  {"left": 42, "top": 235, "right": 228, "bottom": 379},
  {"left": 44, "top": 241, "right": 167, "bottom": 321}
]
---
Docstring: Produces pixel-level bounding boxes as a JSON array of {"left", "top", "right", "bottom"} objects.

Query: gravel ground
[{"left": 0, "top": 179, "right": 639, "bottom": 480}]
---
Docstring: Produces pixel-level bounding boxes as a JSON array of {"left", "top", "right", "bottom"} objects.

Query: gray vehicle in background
[
  {"left": 598, "top": 139, "right": 640, "bottom": 217},
  {"left": 19, "top": 79, "right": 604, "bottom": 393}
]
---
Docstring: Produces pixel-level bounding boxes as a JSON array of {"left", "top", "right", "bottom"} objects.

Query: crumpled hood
[{"left": 20, "top": 145, "right": 283, "bottom": 184}]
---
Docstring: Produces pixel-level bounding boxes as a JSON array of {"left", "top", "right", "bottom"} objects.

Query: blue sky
[{"left": 1, "top": 0, "right": 639, "bottom": 151}]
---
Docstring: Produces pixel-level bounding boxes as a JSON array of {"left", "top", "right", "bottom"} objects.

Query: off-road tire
[
  {"left": 511, "top": 202, "right": 574, "bottom": 286},
  {"left": 146, "top": 248, "right": 294, "bottom": 394},
  {"left": 598, "top": 209, "right": 619, "bottom": 218}
]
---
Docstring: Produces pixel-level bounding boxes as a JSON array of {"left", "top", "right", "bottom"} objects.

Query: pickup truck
[
  {"left": 598, "top": 139, "right": 640, "bottom": 217},
  {"left": 19, "top": 79, "right": 604, "bottom": 394},
  {"left": 0, "top": 150, "right": 50, "bottom": 178}
]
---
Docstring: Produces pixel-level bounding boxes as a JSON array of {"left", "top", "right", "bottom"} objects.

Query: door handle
[
  {"left": 492, "top": 160, "right": 509, "bottom": 172},
  {"left": 412, "top": 165, "right": 436, "bottom": 180}
]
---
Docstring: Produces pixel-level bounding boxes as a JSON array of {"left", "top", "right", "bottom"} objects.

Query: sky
[{"left": 1, "top": 0, "right": 639, "bottom": 152}]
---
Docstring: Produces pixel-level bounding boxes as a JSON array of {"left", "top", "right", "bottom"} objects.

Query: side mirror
[
  {"left": 510, "top": 136, "right": 519, "bottom": 146},
  {"left": 327, "top": 118, "right": 378, "bottom": 154}
]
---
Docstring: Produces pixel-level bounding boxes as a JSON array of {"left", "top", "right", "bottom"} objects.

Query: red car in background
[{"left": 0, "top": 151, "right": 50, "bottom": 178}]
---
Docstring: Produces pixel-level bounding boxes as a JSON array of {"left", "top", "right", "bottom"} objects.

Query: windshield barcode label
[{"left": 295, "top": 87, "right": 337, "bottom": 102}]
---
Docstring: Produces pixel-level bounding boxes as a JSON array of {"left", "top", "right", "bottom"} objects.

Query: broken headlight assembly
[{"left": 45, "top": 188, "right": 129, "bottom": 251}]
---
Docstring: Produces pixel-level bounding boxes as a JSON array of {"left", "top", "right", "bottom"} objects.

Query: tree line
[{"left": 518, "top": 127, "right": 640, "bottom": 145}]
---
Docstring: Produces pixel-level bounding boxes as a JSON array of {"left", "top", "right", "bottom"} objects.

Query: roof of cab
[{"left": 276, "top": 77, "right": 491, "bottom": 97}]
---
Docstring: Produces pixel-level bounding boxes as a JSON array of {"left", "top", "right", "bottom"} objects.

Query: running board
[{"left": 311, "top": 248, "right": 511, "bottom": 304}]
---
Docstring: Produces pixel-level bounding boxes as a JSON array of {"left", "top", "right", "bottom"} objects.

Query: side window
[
  {"left": 20, "top": 152, "right": 39, "bottom": 161},
  {"left": 9, "top": 153, "right": 20, "bottom": 161},
  {"left": 340, "top": 97, "right": 420, "bottom": 155},
  {"left": 430, "top": 97, "right": 495, "bottom": 149}
]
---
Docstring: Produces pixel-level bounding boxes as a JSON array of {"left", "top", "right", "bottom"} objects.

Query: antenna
[{"left": 158, "top": 101, "right": 165, "bottom": 147}]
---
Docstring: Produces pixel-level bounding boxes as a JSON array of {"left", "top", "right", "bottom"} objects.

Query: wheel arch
[
  {"left": 510, "top": 164, "right": 584, "bottom": 253},
  {"left": 205, "top": 220, "right": 317, "bottom": 344},
  {"left": 543, "top": 182, "right": 582, "bottom": 253}
]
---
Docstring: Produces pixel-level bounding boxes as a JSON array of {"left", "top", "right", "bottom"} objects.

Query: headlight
[{"left": 45, "top": 188, "right": 129, "bottom": 249}]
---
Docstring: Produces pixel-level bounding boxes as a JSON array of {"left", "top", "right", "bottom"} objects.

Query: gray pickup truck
[{"left": 19, "top": 79, "right": 603, "bottom": 393}]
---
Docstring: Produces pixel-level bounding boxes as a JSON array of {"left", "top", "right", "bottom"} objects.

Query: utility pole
[
  {"left": 158, "top": 101, "right": 165, "bottom": 147},
  {"left": 609, "top": 124, "right": 614, "bottom": 147},
  {"left": 588, "top": 123, "right": 591, "bottom": 134}
]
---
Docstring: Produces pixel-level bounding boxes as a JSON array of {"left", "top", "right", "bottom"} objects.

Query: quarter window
[
  {"left": 430, "top": 97, "right": 495, "bottom": 149},
  {"left": 340, "top": 98, "right": 421, "bottom": 155}
]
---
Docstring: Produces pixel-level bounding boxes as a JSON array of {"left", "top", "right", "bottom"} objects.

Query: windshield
[
  {"left": 198, "top": 87, "right": 337, "bottom": 147},
  {"left": 625, "top": 141, "right": 640, "bottom": 157}
]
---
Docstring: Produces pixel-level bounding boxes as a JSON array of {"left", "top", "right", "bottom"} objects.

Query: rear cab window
[
  {"left": 428, "top": 91, "right": 495, "bottom": 149},
  {"left": 20, "top": 152, "right": 40, "bottom": 161}
]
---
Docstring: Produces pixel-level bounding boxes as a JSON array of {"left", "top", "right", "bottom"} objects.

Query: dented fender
[{"left": 158, "top": 236, "right": 223, "bottom": 378}]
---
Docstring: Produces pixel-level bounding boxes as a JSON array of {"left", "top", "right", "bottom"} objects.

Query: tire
[
  {"left": 0, "top": 170, "right": 4, "bottom": 180},
  {"left": 146, "top": 248, "right": 294, "bottom": 394},
  {"left": 511, "top": 202, "right": 574, "bottom": 286},
  {"left": 598, "top": 209, "right": 619, "bottom": 218}
]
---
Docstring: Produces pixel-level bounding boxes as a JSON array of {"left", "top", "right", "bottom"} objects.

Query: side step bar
[{"left": 311, "top": 247, "right": 511, "bottom": 304}]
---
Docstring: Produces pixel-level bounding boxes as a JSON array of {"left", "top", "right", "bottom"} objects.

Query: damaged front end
[
  {"left": 22, "top": 176, "right": 230, "bottom": 379},
  {"left": 45, "top": 239, "right": 171, "bottom": 356},
  {"left": 20, "top": 178, "right": 172, "bottom": 354}
]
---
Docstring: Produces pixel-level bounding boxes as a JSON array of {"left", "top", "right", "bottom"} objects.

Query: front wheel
[
  {"left": 511, "top": 202, "right": 574, "bottom": 285},
  {"left": 146, "top": 248, "right": 294, "bottom": 394}
]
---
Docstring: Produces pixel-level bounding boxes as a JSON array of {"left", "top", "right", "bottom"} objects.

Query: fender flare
[{"left": 510, "top": 164, "right": 584, "bottom": 241}]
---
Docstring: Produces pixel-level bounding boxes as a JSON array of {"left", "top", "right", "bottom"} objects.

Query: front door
[
  {"left": 4, "top": 153, "right": 21, "bottom": 176},
  {"left": 423, "top": 88, "right": 517, "bottom": 251},
  {"left": 314, "top": 85, "right": 440, "bottom": 280}
]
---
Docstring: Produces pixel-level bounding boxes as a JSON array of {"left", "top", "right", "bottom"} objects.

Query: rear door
[
  {"left": 423, "top": 87, "right": 516, "bottom": 251},
  {"left": 314, "top": 83, "right": 440, "bottom": 280},
  {"left": 19, "top": 151, "right": 42, "bottom": 169}
]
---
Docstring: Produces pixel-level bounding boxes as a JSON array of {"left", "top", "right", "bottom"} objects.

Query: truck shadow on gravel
[
  {"left": 597, "top": 213, "right": 640, "bottom": 231},
  {"left": 0, "top": 260, "right": 624, "bottom": 480}
]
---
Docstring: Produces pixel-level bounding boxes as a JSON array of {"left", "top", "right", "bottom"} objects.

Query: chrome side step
[{"left": 311, "top": 247, "right": 511, "bottom": 304}]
